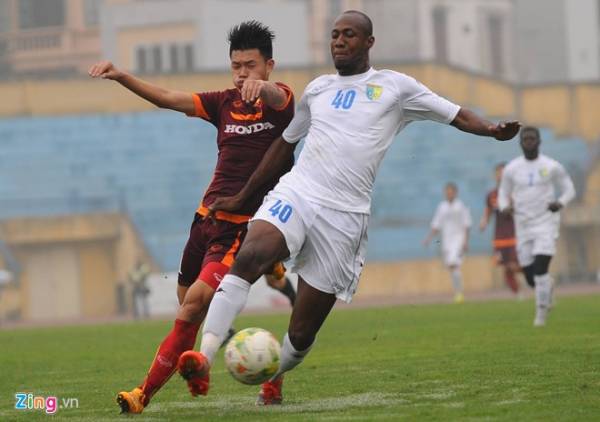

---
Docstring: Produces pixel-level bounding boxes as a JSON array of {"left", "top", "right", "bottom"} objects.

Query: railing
[
  {"left": 0, "top": 27, "right": 99, "bottom": 55},
  {"left": 0, "top": 195, "right": 124, "bottom": 220}
]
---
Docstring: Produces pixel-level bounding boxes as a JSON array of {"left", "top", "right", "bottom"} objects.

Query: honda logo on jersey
[{"left": 224, "top": 122, "right": 275, "bottom": 135}]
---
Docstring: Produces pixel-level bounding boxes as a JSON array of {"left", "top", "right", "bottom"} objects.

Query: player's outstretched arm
[
  {"left": 548, "top": 164, "right": 576, "bottom": 212},
  {"left": 422, "top": 229, "right": 438, "bottom": 247},
  {"left": 479, "top": 207, "right": 491, "bottom": 231},
  {"left": 450, "top": 108, "right": 520, "bottom": 141},
  {"left": 208, "top": 137, "right": 297, "bottom": 215},
  {"left": 88, "top": 61, "right": 195, "bottom": 115}
]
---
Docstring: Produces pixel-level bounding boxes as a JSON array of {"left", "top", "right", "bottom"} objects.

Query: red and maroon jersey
[
  {"left": 486, "top": 188, "right": 516, "bottom": 247},
  {"left": 188, "top": 83, "right": 294, "bottom": 221}
]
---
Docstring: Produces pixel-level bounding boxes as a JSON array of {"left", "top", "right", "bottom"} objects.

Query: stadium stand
[{"left": 0, "top": 111, "right": 591, "bottom": 269}]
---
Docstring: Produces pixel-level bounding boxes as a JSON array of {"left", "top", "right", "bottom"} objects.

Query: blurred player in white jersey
[
  {"left": 176, "top": 10, "right": 520, "bottom": 404},
  {"left": 498, "top": 126, "right": 575, "bottom": 327},
  {"left": 424, "top": 183, "right": 472, "bottom": 303}
]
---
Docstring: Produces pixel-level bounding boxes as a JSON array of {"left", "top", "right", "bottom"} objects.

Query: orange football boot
[{"left": 116, "top": 387, "right": 146, "bottom": 414}]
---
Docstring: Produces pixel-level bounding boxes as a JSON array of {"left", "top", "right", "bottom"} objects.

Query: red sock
[
  {"left": 140, "top": 319, "right": 200, "bottom": 404},
  {"left": 505, "top": 268, "right": 519, "bottom": 293}
]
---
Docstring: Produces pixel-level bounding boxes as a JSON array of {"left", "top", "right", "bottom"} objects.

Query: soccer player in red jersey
[
  {"left": 480, "top": 163, "right": 521, "bottom": 295},
  {"left": 89, "top": 21, "right": 295, "bottom": 413}
]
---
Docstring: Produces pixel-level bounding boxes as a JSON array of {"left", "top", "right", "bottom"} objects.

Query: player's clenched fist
[
  {"left": 88, "top": 61, "right": 123, "bottom": 80},
  {"left": 240, "top": 79, "right": 266, "bottom": 103}
]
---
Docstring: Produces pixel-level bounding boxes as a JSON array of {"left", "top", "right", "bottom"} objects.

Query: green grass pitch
[{"left": 1, "top": 294, "right": 599, "bottom": 421}]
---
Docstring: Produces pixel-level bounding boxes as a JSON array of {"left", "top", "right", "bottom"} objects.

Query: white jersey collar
[{"left": 335, "top": 67, "right": 376, "bottom": 83}]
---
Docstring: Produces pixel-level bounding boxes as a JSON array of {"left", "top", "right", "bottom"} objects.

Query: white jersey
[
  {"left": 279, "top": 67, "right": 460, "bottom": 213},
  {"left": 431, "top": 199, "right": 472, "bottom": 248},
  {"left": 498, "top": 154, "right": 575, "bottom": 239}
]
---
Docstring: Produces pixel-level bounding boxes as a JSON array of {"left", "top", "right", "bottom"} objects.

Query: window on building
[
  {"left": 19, "top": 0, "right": 65, "bottom": 29},
  {"left": 83, "top": 0, "right": 103, "bottom": 27},
  {"left": 183, "top": 44, "right": 194, "bottom": 72},
  {"left": 0, "top": 0, "right": 11, "bottom": 32},
  {"left": 432, "top": 6, "right": 448, "bottom": 63},
  {"left": 151, "top": 45, "right": 162, "bottom": 73},
  {"left": 135, "top": 47, "right": 147, "bottom": 74},
  {"left": 137, "top": 43, "right": 194, "bottom": 74},
  {"left": 167, "top": 43, "right": 194, "bottom": 73},
  {"left": 488, "top": 14, "right": 505, "bottom": 77},
  {"left": 169, "top": 44, "right": 180, "bottom": 73}
]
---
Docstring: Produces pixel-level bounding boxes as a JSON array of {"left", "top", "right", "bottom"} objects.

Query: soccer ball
[{"left": 224, "top": 327, "right": 281, "bottom": 385}]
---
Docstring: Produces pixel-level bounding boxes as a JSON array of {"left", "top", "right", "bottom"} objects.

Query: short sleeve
[
  {"left": 400, "top": 75, "right": 460, "bottom": 124},
  {"left": 187, "top": 91, "right": 224, "bottom": 124},
  {"left": 270, "top": 82, "right": 294, "bottom": 112},
  {"left": 282, "top": 89, "right": 311, "bottom": 144}
]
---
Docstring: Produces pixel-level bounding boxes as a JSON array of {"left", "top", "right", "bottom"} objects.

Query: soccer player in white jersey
[
  {"left": 498, "top": 126, "right": 575, "bottom": 327},
  {"left": 423, "top": 183, "right": 472, "bottom": 303},
  {"left": 175, "top": 10, "right": 520, "bottom": 404}
]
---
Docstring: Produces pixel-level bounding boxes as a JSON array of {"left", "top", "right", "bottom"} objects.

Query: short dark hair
[
  {"left": 343, "top": 10, "right": 373, "bottom": 36},
  {"left": 227, "top": 20, "right": 275, "bottom": 60},
  {"left": 446, "top": 182, "right": 458, "bottom": 191},
  {"left": 520, "top": 126, "right": 540, "bottom": 138},
  {"left": 495, "top": 162, "right": 506, "bottom": 170}
]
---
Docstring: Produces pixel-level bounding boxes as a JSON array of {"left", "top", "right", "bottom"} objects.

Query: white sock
[
  {"left": 271, "top": 333, "right": 313, "bottom": 381},
  {"left": 451, "top": 268, "right": 463, "bottom": 293},
  {"left": 534, "top": 273, "right": 552, "bottom": 310},
  {"left": 200, "top": 274, "right": 251, "bottom": 365}
]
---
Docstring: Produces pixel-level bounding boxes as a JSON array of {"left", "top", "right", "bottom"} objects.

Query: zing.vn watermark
[{"left": 15, "top": 393, "right": 79, "bottom": 415}]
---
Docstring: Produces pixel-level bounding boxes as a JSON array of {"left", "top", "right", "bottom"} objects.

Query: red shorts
[
  {"left": 177, "top": 213, "right": 247, "bottom": 289},
  {"left": 495, "top": 246, "right": 518, "bottom": 266}
]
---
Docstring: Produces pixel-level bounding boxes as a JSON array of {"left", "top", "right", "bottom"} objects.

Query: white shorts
[
  {"left": 517, "top": 234, "right": 556, "bottom": 267},
  {"left": 251, "top": 188, "right": 369, "bottom": 303},
  {"left": 442, "top": 246, "right": 463, "bottom": 267}
]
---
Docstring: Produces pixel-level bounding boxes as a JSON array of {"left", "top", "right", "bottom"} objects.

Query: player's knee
[
  {"left": 178, "top": 300, "right": 208, "bottom": 322},
  {"left": 288, "top": 326, "right": 316, "bottom": 352},
  {"left": 522, "top": 264, "right": 535, "bottom": 288},
  {"left": 232, "top": 246, "right": 276, "bottom": 279},
  {"left": 533, "top": 255, "right": 551, "bottom": 276}
]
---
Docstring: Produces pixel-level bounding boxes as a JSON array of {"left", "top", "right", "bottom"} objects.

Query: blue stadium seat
[{"left": 0, "top": 112, "right": 591, "bottom": 268}]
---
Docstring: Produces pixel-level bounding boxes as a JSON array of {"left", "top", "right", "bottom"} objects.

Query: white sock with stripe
[{"left": 200, "top": 274, "right": 250, "bottom": 365}]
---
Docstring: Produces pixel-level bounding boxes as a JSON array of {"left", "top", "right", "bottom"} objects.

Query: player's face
[
  {"left": 445, "top": 186, "right": 457, "bottom": 201},
  {"left": 520, "top": 130, "right": 540, "bottom": 157},
  {"left": 230, "top": 49, "right": 274, "bottom": 90},
  {"left": 330, "top": 15, "right": 374, "bottom": 74}
]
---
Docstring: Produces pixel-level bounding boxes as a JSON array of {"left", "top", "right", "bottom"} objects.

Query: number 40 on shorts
[{"left": 268, "top": 199, "right": 293, "bottom": 223}]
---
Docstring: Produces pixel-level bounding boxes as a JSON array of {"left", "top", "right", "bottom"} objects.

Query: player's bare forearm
[
  {"left": 423, "top": 229, "right": 438, "bottom": 246},
  {"left": 241, "top": 80, "right": 288, "bottom": 109},
  {"left": 260, "top": 82, "right": 288, "bottom": 109},
  {"left": 238, "top": 137, "right": 295, "bottom": 201},
  {"left": 451, "top": 108, "right": 520, "bottom": 141},
  {"left": 115, "top": 73, "right": 194, "bottom": 114},
  {"left": 209, "top": 137, "right": 296, "bottom": 215},
  {"left": 88, "top": 61, "right": 194, "bottom": 114}
]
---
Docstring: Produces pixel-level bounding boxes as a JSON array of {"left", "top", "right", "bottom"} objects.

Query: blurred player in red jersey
[
  {"left": 480, "top": 163, "right": 521, "bottom": 296},
  {"left": 89, "top": 21, "right": 295, "bottom": 413}
]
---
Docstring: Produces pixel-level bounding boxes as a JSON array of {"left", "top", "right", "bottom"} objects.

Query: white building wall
[
  {"left": 417, "top": 0, "right": 513, "bottom": 77},
  {"left": 198, "top": 0, "right": 309, "bottom": 70},
  {"left": 565, "top": 0, "right": 600, "bottom": 81},
  {"left": 101, "top": 0, "right": 309, "bottom": 71}
]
